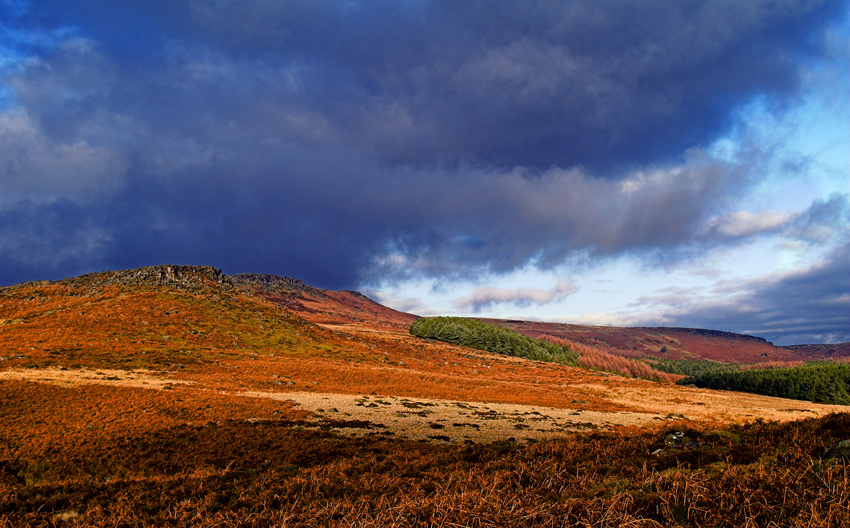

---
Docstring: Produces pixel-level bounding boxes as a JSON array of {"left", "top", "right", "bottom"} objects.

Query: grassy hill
[
  {"left": 231, "top": 272, "right": 418, "bottom": 329},
  {"left": 0, "top": 266, "right": 350, "bottom": 373}
]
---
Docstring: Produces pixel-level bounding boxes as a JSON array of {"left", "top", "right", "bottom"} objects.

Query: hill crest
[
  {"left": 3, "top": 264, "right": 845, "bottom": 361},
  {"left": 0, "top": 265, "right": 231, "bottom": 292}
]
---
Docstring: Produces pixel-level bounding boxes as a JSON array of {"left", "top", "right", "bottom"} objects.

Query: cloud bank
[{"left": 625, "top": 240, "right": 850, "bottom": 344}]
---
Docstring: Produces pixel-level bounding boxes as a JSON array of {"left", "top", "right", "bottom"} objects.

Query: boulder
[{"left": 820, "top": 439, "right": 850, "bottom": 461}]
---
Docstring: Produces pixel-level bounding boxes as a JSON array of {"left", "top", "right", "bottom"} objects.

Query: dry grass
[
  {"left": 543, "top": 336, "right": 679, "bottom": 382},
  {"left": 2, "top": 389, "right": 848, "bottom": 527},
  {"left": 3, "top": 279, "right": 843, "bottom": 421}
]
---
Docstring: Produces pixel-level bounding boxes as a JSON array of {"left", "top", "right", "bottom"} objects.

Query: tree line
[
  {"left": 647, "top": 358, "right": 740, "bottom": 377},
  {"left": 409, "top": 317, "right": 578, "bottom": 365},
  {"left": 678, "top": 361, "right": 850, "bottom": 406}
]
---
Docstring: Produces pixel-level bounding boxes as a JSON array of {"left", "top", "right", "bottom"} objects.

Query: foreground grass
[{"left": 2, "top": 402, "right": 848, "bottom": 527}]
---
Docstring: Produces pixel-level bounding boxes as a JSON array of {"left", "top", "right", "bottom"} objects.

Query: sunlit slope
[
  {"left": 1, "top": 265, "right": 632, "bottom": 409},
  {"left": 0, "top": 266, "right": 353, "bottom": 373},
  {"left": 0, "top": 267, "right": 630, "bottom": 410}
]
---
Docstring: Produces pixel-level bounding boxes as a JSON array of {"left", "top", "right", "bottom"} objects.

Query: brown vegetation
[
  {"left": 2, "top": 387, "right": 848, "bottom": 527},
  {"left": 2, "top": 266, "right": 849, "bottom": 526},
  {"left": 489, "top": 320, "right": 822, "bottom": 363},
  {"left": 543, "top": 335, "right": 679, "bottom": 382}
]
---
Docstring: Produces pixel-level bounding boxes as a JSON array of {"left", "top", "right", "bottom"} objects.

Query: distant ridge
[
  {"left": 781, "top": 342, "right": 850, "bottom": 359},
  {"left": 486, "top": 319, "right": 813, "bottom": 364},
  {"left": 644, "top": 326, "right": 771, "bottom": 344},
  {"left": 2, "top": 264, "right": 843, "bottom": 358}
]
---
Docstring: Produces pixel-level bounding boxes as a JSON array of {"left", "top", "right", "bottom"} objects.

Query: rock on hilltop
[
  {"left": 230, "top": 273, "right": 325, "bottom": 298},
  {"left": 56, "top": 265, "right": 232, "bottom": 291}
]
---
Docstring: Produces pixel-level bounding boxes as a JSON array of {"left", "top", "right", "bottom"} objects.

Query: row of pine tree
[
  {"left": 679, "top": 362, "right": 850, "bottom": 405},
  {"left": 409, "top": 317, "right": 578, "bottom": 365}
]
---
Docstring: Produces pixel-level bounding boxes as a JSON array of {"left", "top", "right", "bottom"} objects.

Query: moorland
[{"left": 1, "top": 265, "right": 848, "bottom": 527}]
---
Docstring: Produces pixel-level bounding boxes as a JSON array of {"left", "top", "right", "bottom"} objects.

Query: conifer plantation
[
  {"left": 681, "top": 362, "right": 850, "bottom": 406},
  {"left": 409, "top": 317, "right": 578, "bottom": 365}
]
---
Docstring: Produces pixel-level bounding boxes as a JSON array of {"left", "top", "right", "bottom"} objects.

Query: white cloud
[
  {"left": 559, "top": 312, "right": 667, "bottom": 328},
  {"left": 455, "top": 279, "right": 577, "bottom": 311},
  {"left": 702, "top": 210, "right": 791, "bottom": 238},
  {"left": 363, "top": 289, "right": 429, "bottom": 315},
  {"left": 580, "top": 242, "right": 850, "bottom": 344}
]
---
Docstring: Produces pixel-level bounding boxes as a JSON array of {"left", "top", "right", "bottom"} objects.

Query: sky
[{"left": 1, "top": 0, "right": 848, "bottom": 346}]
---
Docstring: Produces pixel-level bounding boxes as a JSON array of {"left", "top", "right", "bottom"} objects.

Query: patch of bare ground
[
  {"left": 573, "top": 382, "right": 848, "bottom": 423},
  {"left": 0, "top": 367, "right": 190, "bottom": 390},
  {"left": 240, "top": 391, "right": 664, "bottom": 443}
]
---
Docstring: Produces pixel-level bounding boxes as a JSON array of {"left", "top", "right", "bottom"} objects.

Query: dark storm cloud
[
  {"left": 631, "top": 240, "right": 850, "bottom": 345},
  {"left": 364, "top": 153, "right": 753, "bottom": 280},
  {"left": 0, "top": 199, "right": 110, "bottom": 283},
  {"left": 0, "top": 0, "right": 846, "bottom": 289},
  {"left": 13, "top": 0, "right": 844, "bottom": 170}
]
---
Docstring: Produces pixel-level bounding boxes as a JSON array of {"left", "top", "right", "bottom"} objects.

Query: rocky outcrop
[
  {"left": 651, "top": 327, "right": 772, "bottom": 344},
  {"left": 230, "top": 273, "right": 326, "bottom": 298},
  {"left": 57, "top": 265, "right": 232, "bottom": 291}
]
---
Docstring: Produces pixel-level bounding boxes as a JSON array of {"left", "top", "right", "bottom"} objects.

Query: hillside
[
  {"left": 2, "top": 265, "right": 849, "bottom": 526},
  {"left": 2, "top": 264, "right": 844, "bottom": 426},
  {"left": 231, "top": 273, "right": 417, "bottom": 330},
  {"left": 486, "top": 319, "right": 828, "bottom": 364},
  {"left": 223, "top": 275, "right": 842, "bottom": 367}
]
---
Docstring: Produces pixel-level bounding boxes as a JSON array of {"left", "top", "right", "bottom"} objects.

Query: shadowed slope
[
  {"left": 487, "top": 319, "right": 823, "bottom": 363},
  {"left": 231, "top": 273, "right": 418, "bottom": 330}
]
